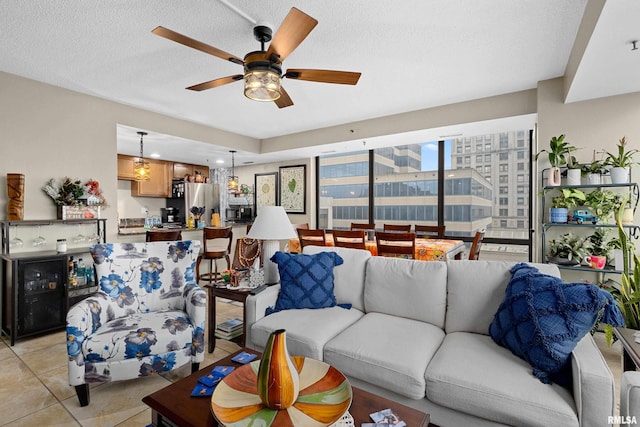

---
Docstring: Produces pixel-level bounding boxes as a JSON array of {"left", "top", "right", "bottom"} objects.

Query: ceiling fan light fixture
[{"left": 244, "top": 69, "right": 281, "bottom": 101}]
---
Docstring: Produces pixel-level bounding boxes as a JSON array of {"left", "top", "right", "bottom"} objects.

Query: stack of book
[{"left": 215, "top": 318, "right": 243, "bottom": 340}]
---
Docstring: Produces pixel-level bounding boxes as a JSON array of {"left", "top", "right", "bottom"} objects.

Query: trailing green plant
[
  {"left": 547, "top": 232, "right": 592, "bottom": 261},
  {"left": 600, "top": 201, "right": 640, "bottom": 344},
  {"left": 583, "top": 189, "right": 624, "bottom": 220},
  {"left": 535, "top": 134, "right": 577, "bottom": 168},
  {"left": 550, "top": 188, "right": 586, "bottom": 209},
  {"left": 604, "top": 136, "right": 639, "bottom": 168}
]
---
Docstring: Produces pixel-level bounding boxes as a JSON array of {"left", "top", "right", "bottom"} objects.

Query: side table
[
  {"left": 205, "top": 284, "right": 267, "bottom": 353},
  {"left": 614, "top": 327, "right": 640, "bottom": 371}
]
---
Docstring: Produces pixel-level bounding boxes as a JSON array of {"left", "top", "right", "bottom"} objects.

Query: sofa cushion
[
  {"left": 303, "top": 246, "right": 371, "bottom": 311},
  {"left": 250, "top": 306, "right": 364, "bottom": 360},
  {"left": 489, "top": 263, "right": 624, "bottom": 384},
  {"left": 267, "top": 251, "right": 344, "bottom": 315},
  {"left": 364, "top": 257, "right": 447, "bottom": 328},
  {"left": 445, "top": 260, "right": 561, "bottom": 335},
  {"left": 425, "top": 332, "right": 578, "bottom": 427},
  {"left": 324, "top": 312, "right": 445, "bottom": 399}
]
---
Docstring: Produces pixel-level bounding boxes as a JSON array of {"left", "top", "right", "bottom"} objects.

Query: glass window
[
  {"left": 319, "top": 129, "right": 532, "bottom": 261},
  {"left": 517, "top": 151, "right": 525, "bottom": 159}
]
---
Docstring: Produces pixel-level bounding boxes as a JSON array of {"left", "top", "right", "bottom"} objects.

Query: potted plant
[
  {"left": 604, "top": 136, "right": 638, "bottom": 184},
  {"left": 549, "top": 188, "right": 586, "bottom": 223},
  {"left": 583, "top": 189, "right": 624, "bottom": 223},
  {"left": 536, "top": 134, "right": 577, "bottom": 186},
  {"left": 566, "top": 147, "right": 582, "bottom": 185},
  {"left": 581, "top": 160, "right": 607, "bottom": 185},
  {"left": 587, "top": 227, "right": 612, "bottom": 265},
  {"left": 599, "top": 204, "right": 640, "bottom": 344},
  {"left": 547, "top": 232, "right": 592, "bottom": 265}
]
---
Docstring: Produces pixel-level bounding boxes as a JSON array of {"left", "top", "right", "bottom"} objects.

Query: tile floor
[{"left": 0, "top": 300, "right": 625, "bottom": 427}]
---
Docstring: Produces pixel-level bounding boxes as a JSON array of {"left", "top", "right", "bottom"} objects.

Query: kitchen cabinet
[
  {"left": 131, "top": 159, "right": 171, "bottom": 197},
  {"left": 172, "top": 163, "right": 193, "bottom": 179},
  {"left": 117, "top": 154, "right": 137, "bottom": 180}
]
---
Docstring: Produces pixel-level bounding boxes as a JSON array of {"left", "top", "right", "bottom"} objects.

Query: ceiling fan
[{"left": 152, "top": 7, "right": 361, "bottom": 108}]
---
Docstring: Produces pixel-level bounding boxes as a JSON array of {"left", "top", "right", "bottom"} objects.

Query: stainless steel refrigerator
[{"left": 184, "top": 183, "right": 220, "bottom": 227}]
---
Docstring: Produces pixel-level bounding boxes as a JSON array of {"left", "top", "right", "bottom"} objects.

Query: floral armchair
[{"left": 66, "top": 240, "right": 206, "bottom": 406}]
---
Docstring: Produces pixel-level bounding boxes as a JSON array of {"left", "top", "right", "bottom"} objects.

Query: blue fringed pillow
[
  {"left": 489, "top": 263, "right": 624, "bottom": 385},
  {"left": 266, "top": 251, "right": 348, "bottom": 315}
]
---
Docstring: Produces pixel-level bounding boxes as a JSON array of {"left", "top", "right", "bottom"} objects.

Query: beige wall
[
  {"left": 2, "top": 70, "right": 639, "bottom": 251},
  {"left": 0, "top": 71, "right": 257, "bottom": 242},
  {"left": 536, "top": 77, "right": 640, "bottom": 262},
  {"left": 234, "top": 159, "right": 315, "bottom": 228}
]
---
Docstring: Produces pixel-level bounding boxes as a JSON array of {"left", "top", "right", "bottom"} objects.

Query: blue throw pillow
[
  {"left": 266, "top": 251, "right": 346, "bottom": 315},
  {"left": 489, "top": 263, "right": 624, "bottom": 384}
]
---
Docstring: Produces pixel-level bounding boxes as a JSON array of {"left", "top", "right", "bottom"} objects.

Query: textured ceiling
[{"left": 1, "top": 1, "right": 638, "bottom": 166}]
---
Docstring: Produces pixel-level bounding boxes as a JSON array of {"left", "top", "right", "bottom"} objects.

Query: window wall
[{"left": 317, "top": 130, "right": 532, "bottom": 261}]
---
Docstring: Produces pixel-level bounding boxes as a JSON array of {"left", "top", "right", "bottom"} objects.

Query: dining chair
[
  {"left": 196, "top": 226, "right": 233, "bottom": 282},
  {"left": 297, "top": 228, "right": 327, "bottom": 249},
  {"left": 332, "top": 229, "right": 367, "bottom": 250},
  {"left": 350, "top": 222, "right": 376, "bottom": 231},
  {"left": 383, "top": 224, "right": 412, "bottom": 232},
  {"left": 468, "top": 230, "right": 485, "bottom": 260},
  {"left": 375, "top": 231, "right": 416, "bottom": 259},
  {"left": 414, "top": 225, "right": 445, "bottom": 239},
  {"left": 145, "top": 229, "right": 182, "bottom": 242}
]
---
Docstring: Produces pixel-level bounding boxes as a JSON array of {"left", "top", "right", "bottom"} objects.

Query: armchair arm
[
  {"left": 66, "top": 292, "right": 113, "bottom": 386},
  {"left": 184, "top": 284, "right": 207, "bottom": 361},
  {"left": 571, "top": 334, "right": 616, "bottom": 427},
  {"left": 245, "top": 285, "right": 280, "bottom": 349}
]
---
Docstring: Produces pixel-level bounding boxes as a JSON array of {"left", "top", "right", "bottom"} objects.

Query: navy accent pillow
[
  {"left": 489, "top": 263, "right": 624, "bottom": 385},
  {"left": 266, "top": 251, "right": 346, "bottom": 315}
]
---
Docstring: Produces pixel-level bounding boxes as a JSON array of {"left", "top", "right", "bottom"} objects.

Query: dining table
[{"left": 287, "top": 234, "right": 466, "bottom": 261}]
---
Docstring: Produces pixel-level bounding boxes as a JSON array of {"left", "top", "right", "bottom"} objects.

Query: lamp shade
[
  {"left": 247, "top": 206, "right": 296, "bottom": 241},
  {"left": 247, "top": 206, "right": 296, "bottom": 285}
]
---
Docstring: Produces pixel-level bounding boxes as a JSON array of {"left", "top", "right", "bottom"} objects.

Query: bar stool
[
  {"left": 146, "top": 229, "right": 182, "bottom": 242},
  {"left": 196, "top": 226, "right": 233, "bottom": 283}
]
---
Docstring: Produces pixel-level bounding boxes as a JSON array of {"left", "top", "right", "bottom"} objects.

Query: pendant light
[
  {"left": 134, "top": 131, "right": 150, "bottom": 181},
  {"left": 228, "top": 150, "right": 239, "bottom": 193}
]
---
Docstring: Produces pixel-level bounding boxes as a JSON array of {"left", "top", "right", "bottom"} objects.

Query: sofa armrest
[
  {"left": 244, "top": 285, "right": 280, "bottom": 349},
  {"left": 571, "top": 334, "right": 616, "bottom": 427}
]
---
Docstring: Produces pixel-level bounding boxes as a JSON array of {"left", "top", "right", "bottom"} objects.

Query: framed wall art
[
  {"left": 254, "top": 172, "right": 278, "bottom": 217},
  {"left": 279, "top": 164, "right": 306, "bottom": 214}
]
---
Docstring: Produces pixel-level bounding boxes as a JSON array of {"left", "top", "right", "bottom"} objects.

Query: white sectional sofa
[{"left": 245, "top": 246, "right": 616, "bottom": 427}]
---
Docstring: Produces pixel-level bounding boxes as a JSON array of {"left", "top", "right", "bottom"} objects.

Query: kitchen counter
[{"left": 117, "top": 223, "right": 250, "bottom": 236}]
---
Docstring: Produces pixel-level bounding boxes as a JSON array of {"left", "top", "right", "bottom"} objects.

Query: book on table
[
  {"left": 217, "top": 318, "right": 243, "bottom": 333},
  {"left": 214, "top": 328, "right": 243, "bottom": 340}
]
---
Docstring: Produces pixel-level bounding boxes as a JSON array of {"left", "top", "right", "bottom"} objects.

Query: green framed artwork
[
  {"left": 279, "top": 165, "right": 306, "bottom": 214},
  {"left": 254, "top": 172, "right": 278, "bottom": 217}
]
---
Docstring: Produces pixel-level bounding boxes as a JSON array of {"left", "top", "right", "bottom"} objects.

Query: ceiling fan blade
[
  {"left": 275, "top": 87, "right": 294, "bottom": 109},
  {"left": 152, "top": 26, "right": 244, "bottom": 65},
  {"left": 266, "top": 8, "right": 318, "bottom": 62},
  {"left": 284, "top": 69, "right": 361, "bottom": 85},
  {"left": 186, "top": 75, "right": 243, "bottom": 91}
]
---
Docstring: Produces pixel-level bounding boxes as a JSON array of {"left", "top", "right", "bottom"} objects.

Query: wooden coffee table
[
  {"left": 143, "top": 348, "right": 431, "bottom": 427},
  {"left": 614, "top": 327, "right": 640, "bottom": 371}
]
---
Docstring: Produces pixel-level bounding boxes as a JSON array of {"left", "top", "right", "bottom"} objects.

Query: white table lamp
[{"left": 246, "top": 206, "right": 297, "bottom": 284}]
